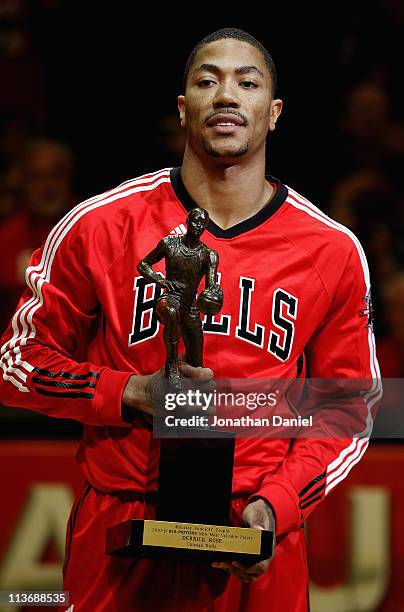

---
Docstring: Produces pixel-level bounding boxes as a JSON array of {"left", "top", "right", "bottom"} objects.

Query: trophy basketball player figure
[{"left": 137, "top": 207, "right": 223, "bottom": 390}]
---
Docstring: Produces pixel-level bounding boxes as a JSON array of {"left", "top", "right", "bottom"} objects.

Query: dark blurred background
[{"left": 1, "top": 0, "right": 404, "bottom": 437}]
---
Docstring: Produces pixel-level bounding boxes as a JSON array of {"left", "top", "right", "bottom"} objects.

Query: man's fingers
[
  {"left": 242, "top": 499, "right": 276, "bottom": 532},
  {"left": 181, "top": 379, "right": 216, "bottom": 394},
  {"left": 178, "top": 361, "right": 214, "bottom": 379},
  {"left": 211, "top": 562, "right": 251, "bottom": 583},
  {"left": 177, "top": 355, "right": 214, "bottom": 380},
  {"left": 212, "top": 562, "right": 265, "bottom": 583},
  {"left": 243, "top": 508, "right": 268, "bottom": 531},
  {"left": 212, "top": 560, "right": 267, "bottom": 579},
  {"left": 232, "top": 560, "right": 269, "bottom": 576}
]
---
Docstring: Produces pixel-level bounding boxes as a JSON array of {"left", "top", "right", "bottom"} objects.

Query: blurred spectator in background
[
  {"left": 155, "top": 113, "right": 186, "bottom": 168},
  {"left": 343, "top": 82, "right": 392, "bottom": 169},
  {"left": 335, "top": 81, "right": 404, "bottom": 178},
  {"left": 329, "top": 78, "right": 404, "bottom": 336},
  {"left": 0, "top": 161, "right": 21, "bottom": 221},
  {"left": 0, "top": 0, "right": 47, "bottom": 131},
  {"left": 329, "top": 170, "right": 398, "bottom": 283},
  {"left": 377, "top": 272, "right": 404, "bottom": 377},
  {"left": 0, "top": 138, "right": 75, "bottom": 332},
  {"left": 0, "top": 115, "right": 32, "bottom": 168}
]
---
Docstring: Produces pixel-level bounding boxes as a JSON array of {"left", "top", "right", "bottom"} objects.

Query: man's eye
[
  {"left": 240, "top": 81, "right": 258, "bottom": 88},
  {"left": 198, "top": 79, "right": 216, "bottom": 88}
]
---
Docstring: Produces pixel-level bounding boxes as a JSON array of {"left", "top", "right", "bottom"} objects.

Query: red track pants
[{"left": 62, "top": 483, "right": 309, "bottom": 611}]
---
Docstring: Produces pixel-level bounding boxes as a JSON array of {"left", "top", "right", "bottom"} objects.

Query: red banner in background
[
  {"left": 0, "top": 442, "right": 402, "bottom": 611},
  {"left": 0, "top": 442, "right": 82, "bottom": 558},
  {"left": 307, "top": 445, "right": 403, "bottom": 611},
  {"left": 0, "top": 440, "right": 83, "bottom": 611}
]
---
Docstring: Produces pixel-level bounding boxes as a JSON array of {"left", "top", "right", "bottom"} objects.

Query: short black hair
[{"left": 183, "top": 28, "right": 277, "bottom": 95}]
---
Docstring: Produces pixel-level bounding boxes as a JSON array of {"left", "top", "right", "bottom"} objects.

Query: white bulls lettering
[{"left": 129, "top": 275, "right": 298, "bottom": 362}]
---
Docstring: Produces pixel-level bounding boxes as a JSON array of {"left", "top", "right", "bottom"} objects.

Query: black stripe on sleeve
[
  {"left": 300, "top": 494, "right": 323, "bottom": 510},
  {"left": 32, "top": 377, "right": 96, "bottom": 389},
  {"left": 300, "top": 483, "right": 325, "bottom": 506},
  {"left": 33, "top": 367, "right": 100, "bottom": 380},
  {"left": 34, "top": 387, "right": 94, "bottom": 399},
  {"left": 299, "top": 471, "right": 326, "bottom": 497}
]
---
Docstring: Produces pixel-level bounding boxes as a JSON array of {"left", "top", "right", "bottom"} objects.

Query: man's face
[
  {"left": 178, "top": 39, "right": 282, "bottom": 161},
  {"left": 187, "top": 211, "right": 208, "bottom": 237}
]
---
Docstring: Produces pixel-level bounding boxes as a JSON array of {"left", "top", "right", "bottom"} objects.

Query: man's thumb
[{"left": 179, "top": 362, "right": 214, "bottom": 379}]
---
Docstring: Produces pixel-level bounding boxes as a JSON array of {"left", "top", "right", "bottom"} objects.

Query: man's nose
[{"left": 212, "top": 79, "right": 240, "bottom": 109}]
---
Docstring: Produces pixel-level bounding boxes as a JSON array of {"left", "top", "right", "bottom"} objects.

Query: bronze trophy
[{"left": 106, "top": 208, "right": 274, "bottom": 564}]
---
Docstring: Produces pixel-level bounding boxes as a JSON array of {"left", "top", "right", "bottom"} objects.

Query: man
[
  {"left": 137, "top": 207, "right": 222, "bottom": 389},
  {"left": 0, "top": 28, "right": 380, "bottom": 611},
  {"left": 0, "top": 138, "right": 75, "bottom": 331}
]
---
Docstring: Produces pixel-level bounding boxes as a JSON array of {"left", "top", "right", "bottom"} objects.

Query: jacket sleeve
[
  {"left": 252, "top": 243, "right": 381, "bottom": 537},
  {"left": 0, "top": 213, "right": 134, "bottom": 427}
]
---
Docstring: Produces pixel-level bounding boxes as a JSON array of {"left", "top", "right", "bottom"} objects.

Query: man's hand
[
  {"left": 211, "top": 498, "right": 276, "bottom": 584},
  {"left": 121, "top": 358, "right": 214, "bottom": 419}
]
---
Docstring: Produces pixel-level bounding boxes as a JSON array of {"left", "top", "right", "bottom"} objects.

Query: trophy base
[{"left": 106, "top": 519, "right": 274, "bottom": 564}]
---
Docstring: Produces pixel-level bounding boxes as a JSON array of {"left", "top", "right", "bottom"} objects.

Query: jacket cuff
[
  {"left": 251, "top": 476, "right": 302, "bottom": 537},
  {"left": 94, "top": 368, "right": 134, "bottom": 427}
]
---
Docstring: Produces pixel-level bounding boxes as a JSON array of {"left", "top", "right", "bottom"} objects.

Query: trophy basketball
[{"left": 106, "top": 208, "right": 274, "bottom": 564}]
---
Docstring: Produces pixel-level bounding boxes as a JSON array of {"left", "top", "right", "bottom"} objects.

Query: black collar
[{"left": 170, "top": 167, "right": 288, "bottom": 239}]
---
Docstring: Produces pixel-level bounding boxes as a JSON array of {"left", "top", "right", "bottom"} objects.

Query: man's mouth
[{"left": 206, "top": 113, "right": 246, "bottom": 128}]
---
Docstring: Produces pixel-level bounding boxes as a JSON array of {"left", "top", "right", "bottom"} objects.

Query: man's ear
[
  {"left": 269, "top": 98, "right": 283, "bottom": 132},
  {"left": 178, "top": 95, "right": 186, "bottom": 128}
]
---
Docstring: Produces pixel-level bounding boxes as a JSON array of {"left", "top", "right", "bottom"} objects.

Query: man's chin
[{"left": 203, "top": 141, "right": 249, "bottom": 159}]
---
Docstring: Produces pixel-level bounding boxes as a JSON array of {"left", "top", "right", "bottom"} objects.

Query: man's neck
[{"left": 181, "top": 148, "right": 273, "bottom": 230}]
